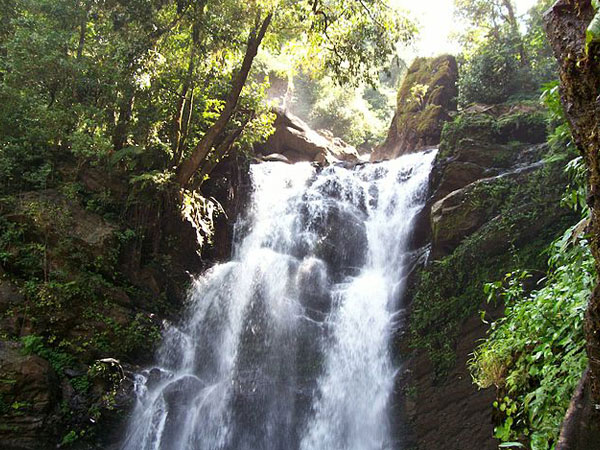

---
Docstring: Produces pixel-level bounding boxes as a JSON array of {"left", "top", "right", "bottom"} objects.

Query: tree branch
[{"left": 175, "top": 12, "right": 273, "bottom": 186}]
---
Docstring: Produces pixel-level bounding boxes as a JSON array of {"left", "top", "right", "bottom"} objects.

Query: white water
[{"left": 121, "top": 151, "right": 436, "bottom": 450}]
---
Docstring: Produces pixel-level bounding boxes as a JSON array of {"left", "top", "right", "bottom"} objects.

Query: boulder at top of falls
[
  {"left": 371, "top": 55, "right": 458, "bottom": 161},
  {"left": 255, "top": 108, "right": 361, "bottom": 165}
]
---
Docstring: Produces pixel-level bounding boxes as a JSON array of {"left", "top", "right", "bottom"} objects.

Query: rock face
[
  {"left": 256, "top": 109, "right": 361, "bottom": 165},
  {"left": 430, "top": 154, "right": 545, "bottom": 259},
  {"left": 0, "top": 166, "right": 241, "bottom": 448},
  {"left": 399, "top": 107, "right": 576, "bottom": 450},
  {"left": 0, "top": 342, "right": 59, "bottom": 450},
  {"left": 371, "top": 55, "right": 458, "bottom": 161}
]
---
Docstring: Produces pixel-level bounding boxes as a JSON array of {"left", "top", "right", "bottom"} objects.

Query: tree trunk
[
  {"left": 180, "top": 90, "right": 194, "bottom": 152},
  {"left": 545, "top": 1, "right": 600, "bottom": 445},
  {"left": 172, "top": 52, "right": 195, "bottom": 164},
  {"left": 195, "top": 117, "right": 251, "bottom": 188},
  {"left": 172, "top": 0, "right": 205, "bottom": 165},
  {"left": 502, "top": 0, "right": 528, "bottom": 65},
  {"left": 113, "top": 93, "right": 135, "bottom": 151},
  {"left": 175, "top": 12, "right": 273, "bottom": 187}
]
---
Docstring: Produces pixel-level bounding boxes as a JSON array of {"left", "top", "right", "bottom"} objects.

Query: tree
[
  {"left": 454, "top": 0, "right": 521, "bottom": 48},
  {"left": 0, "top": 0, "right": 413, "bottom": 192},
  {"left": 175, "top": 0, "right": 414, "bottom": 186},
  {"left": 175, "top": 10, "right": 273, "bottom": 186},
  {"left": 544, "top": 0, "right": 600, "bottom": 445},
  {"left": 453, "top": 0, "right": 558, "bottom": 106}
]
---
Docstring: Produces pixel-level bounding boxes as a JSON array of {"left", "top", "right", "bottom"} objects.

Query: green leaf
[
  {"left": 586, "top": 12, "right": 600, "bottom": 54},
  {"left": 499, "top": 443, "right": 525, "bottom": 448}
]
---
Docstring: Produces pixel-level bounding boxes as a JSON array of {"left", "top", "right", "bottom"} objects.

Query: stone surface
[
  {"left": 371, "top": 55, "right": 458, "bottom": 161},
  {"left": 6, "top": 190, "right": 117, "bottom": 259},
  {"left": 398, "top": 100, "right": 576, "bottom": 449},
  {"left": 430, "top": 167, "right": 535, "bottom": 258},
  {"left": 404, "top": 302, "right": 502, "bottom": 450},
  {"left": 431, "top": 160, "right": 492, "bottom": 203},
  {"left": 0, "top": 341, "right": 59, "bottom": 450},
  {"left": 256, "top": 109, "right": 361, "bottom": 165}
]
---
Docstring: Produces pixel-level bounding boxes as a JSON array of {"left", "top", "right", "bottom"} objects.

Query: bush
[
  {"left": 470, "top": 225, "right": 594, "bottom": 449},
  {"left": 458, "top": 36, "right": 535, "bottom": 107}
]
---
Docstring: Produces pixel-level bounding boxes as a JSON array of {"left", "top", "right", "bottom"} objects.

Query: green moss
[
  {"left": 397, "top": 55, "right": 457, "bottom": 111},
  {"left": 439, "top": 108, "right": 548, "bottom": 158},
  {"left": 414, "top": 105, "right": 444, "bottom": 134},
  {"left": 390, "top": 55, "right": 458, "bottom": 145},
  {"left": 439, "top": 114, "right": 498, "bottom": 157}
]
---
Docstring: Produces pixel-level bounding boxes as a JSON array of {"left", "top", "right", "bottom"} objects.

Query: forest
[{"left": 0, "top": 0, "right": 599, "bottom": 449}]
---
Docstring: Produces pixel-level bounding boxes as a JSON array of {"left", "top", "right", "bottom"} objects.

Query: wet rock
[
  {"left": 260, "top": 153, "right": 292, "bottom": 164},
  {"left": 452, "top": 141, "right": 515, "bottom": 168},
  {"left": 431, "top": 160, "right": 491, "bottom": 203},
  {"left": 296, "top": 258, "right": 331, "bottom": 319},
  {"left": 309, "top": 203, "right": 368, "bottom": 279},
  {"left": 162, "top": 375, "right": 204, "bottom": 409},
  {"left": 430, "top": 168, "right": 535, "bottom": 259},
  {"left": 430, "top": 185, "right": 489, "bottom": 258}
]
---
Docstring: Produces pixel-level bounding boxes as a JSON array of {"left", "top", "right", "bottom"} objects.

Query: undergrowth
[{"left": 470, "top": 223, "right": 593, "bottom": 449}]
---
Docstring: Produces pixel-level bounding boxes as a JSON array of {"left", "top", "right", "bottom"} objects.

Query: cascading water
[{"left": 121, "top": 150, "right": 436, "bottom": 450}]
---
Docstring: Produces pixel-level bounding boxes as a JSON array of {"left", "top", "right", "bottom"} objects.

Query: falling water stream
[{"left": 121, "top": 150, "right": 436, "bottom": 450}]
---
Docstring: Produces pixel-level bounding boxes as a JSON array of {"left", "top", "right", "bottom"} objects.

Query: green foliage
[
  {"left": 540, "top": 81, "right": 574, "bottom": 154},
  {"left": 0, "top": 0, "right": 413, "bottom": 193},
  {"left": 458, "top": 35, "right": 535, "bottom": 106},
  {"left": 454, "top": 0, "right": 557, "bottom": 107},
  {"left": 540, "top": 81, "right": 586, "bottom": 213},
  {"left": 586, "top": 0, "right": 600, "bottom": 54},
  {"left": 470, "top": 225, "right": 594, "bottom": 449},
  {"left": 562, "top": 156, "right": 588, "bottom": 213},
  {"left": 524, "top": 0, "right": 558, "bottom": 85},
  {"left": 410, "top": 156, "right": 571, "bottom": 378},
  {"left": 60, "top": 430, "right": 80, "bottom": 446},
  {"left": 305, "top": 76, "right": 389, "bottom": 148},
  {"left": 21, "top": 334, "right": 74, "bottom": 375},
  {"left": 439, "top": 107, "right": 547, "bottom": 158}
]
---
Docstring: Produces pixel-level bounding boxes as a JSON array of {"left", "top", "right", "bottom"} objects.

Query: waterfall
[{"left": 121, "top": 150, "right": 436, "bottom": 450}]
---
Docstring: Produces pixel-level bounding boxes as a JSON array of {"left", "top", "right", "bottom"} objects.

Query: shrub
[
  {"left": 458, "top": 36, "right": 535, "bottom": 107},
  {"left": 470, "top": 225, "right": 593, "bottom": 449}
]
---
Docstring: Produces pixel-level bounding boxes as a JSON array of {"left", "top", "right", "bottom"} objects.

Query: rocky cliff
[
  {"left": 396, "top": 106, "right": 577, "bottom": 450},
  {"left": 371, "top": 55, "right": 458, "bottom": 161},
  {"left": 0, "top": 156, "right": 249, "bottom": 449}
]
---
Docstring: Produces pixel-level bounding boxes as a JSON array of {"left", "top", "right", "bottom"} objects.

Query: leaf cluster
[{"left": 470, "top": 226, "right": 593, "bottom": 449}]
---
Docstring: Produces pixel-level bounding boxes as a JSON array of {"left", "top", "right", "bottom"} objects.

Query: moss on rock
[
  {"left": 372, "top": 55, "right": 458, "bottom": 160},
  {"left": 410, "top": 153, "right": 576, "bottom": 378}
]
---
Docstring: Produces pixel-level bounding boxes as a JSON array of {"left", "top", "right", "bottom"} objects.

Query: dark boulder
[
  {"left": 308, "top": 202, "right": 368, "bottom": 280},
  {"left": 256, "top": 109, "right": 360, "bottom": 165}
]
